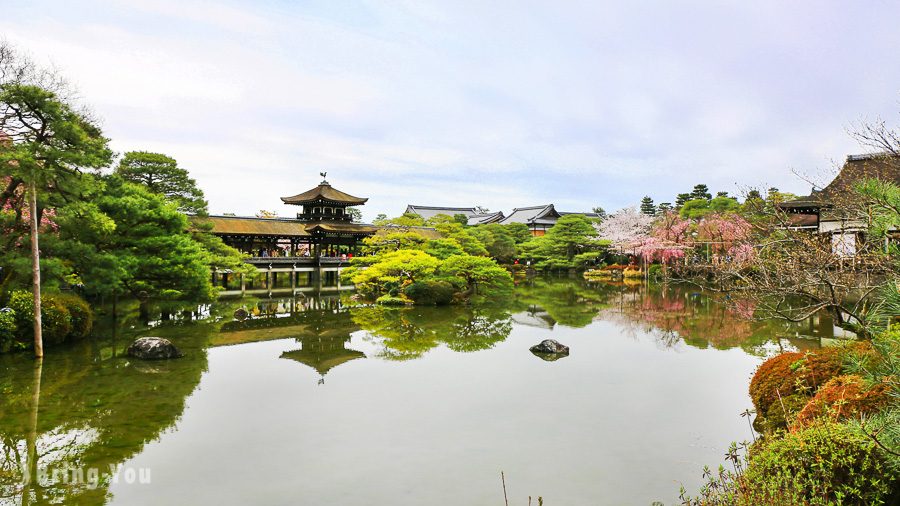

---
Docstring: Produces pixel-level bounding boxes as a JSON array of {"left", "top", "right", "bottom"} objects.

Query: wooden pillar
[
  {"left": 291, "top": 266, "right": 297, "bottom": 290},
  {"left": 240, "top": 273, "right": 246, "bottom": 295}
]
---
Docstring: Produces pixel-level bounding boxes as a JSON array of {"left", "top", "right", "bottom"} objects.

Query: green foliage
[
  {"left": 403, "top": 280, "right": 455, "bottom": 305},
  {"left": 424, "top": 238, "right": 466, "bottom": 259},
  {"left": 349, "top": 249, "right": 442, "bottom": 295},
  {"left": 115, "top": 151, "right": 208, "bottom": 215},
  {"left": 690, "top": 184, "right": 712, "bottom": 201},
  {"left": 51, "top": 293, "right": 93, "bottom": 339},
  {"left": 518, "top": 214, "right": 604, "bottom": 270},
  {"left": 374, "top": 212, "right": 426, "bottom": 227},
  {"left": 469, "top": 224, "right": 517, "bottom": 262},
  {"left": 8, "top": 290, "right": 68, "bottom": 346},
  {"left": 640, "top": 196, "right": 655, "bottom": 215},
  {"left": 0, "top": 308, "right": 16, "bottom": 353},
  {"left": 504, "top": 222, "right": 533, "bottom": 244},
  {"left": 375, "top": 294, "right": 408, "bottom": 306},
  {"left": 362, "top": 230, "right": 429, "bottom": 255},
  {"left": 439, "top": 254, "right": 513, "bottom": 296},
  {"left": 709, "top": 195, "right": 740, "bottom": 213},
  {"left": 87, "top": 177, "right": 215, "bottom": 300},
  {"left": 743, "top": 422, "right": 896, "bottom": 505},
  {"left": 39, "top": 295, "right": 72, "bottom": 346},
  {"left": 679, "top": 198, "right": 712, "bottom": 219},
  {"left": 433, "top": 221, "right": 489, "bottom": 256}
]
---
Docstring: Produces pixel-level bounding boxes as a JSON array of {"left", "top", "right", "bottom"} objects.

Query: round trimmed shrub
[
  {"left": 749, "top": 352, "right": 804, "bottom": 415},
  {"left": 403, "top": 280, "right": 455, "bottom": 305},
  {"left": 793, "top": 374, "right": 891, "bottom": 429},
  {"left": 39, "top": 296, "right": 72, "bottom": 346},
  {"left": 51, "top": 293, "right": 93, "bottom": 339},
  {"left": 376, "top": 294, "right": 408, "bottom": 306},
  {"left": 743, "top": 421, "right": 896, "bottom": 505},
  {"left": 6, "top": 289, "right": 79, "bottom": 347}
]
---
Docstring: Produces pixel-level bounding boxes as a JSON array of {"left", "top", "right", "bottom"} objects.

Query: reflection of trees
[
  {"left": 0, "top": 319, "right": 208, "bottom": 504},
  {"left": 510, "top": 278, "right": 616, "bottom": 328},
  {"left": 598, "top": 283, "right": 825, "bottom": 355},
  {"left": 351, "top": 305, "right": 513, "bottom": 360}
]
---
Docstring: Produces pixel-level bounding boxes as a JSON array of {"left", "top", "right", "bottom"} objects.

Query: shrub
[
  {"left": 759, "top": 393, "right": 809, "bottom": 432},
  {"left": 8, "top": 290, "right": 36, "bottom": 338},
  {"left": 742, "top": 421, "right": 896, "bottom": 505},
  {"left": 0, "top": 308, "right": 16, "bottom": 353},
  {"left": 793, "top": 374, "right": 892, "bottom": 429},
  {"left": 375, "top": 294, "right": 408, "bottom": 306},
  {"left": 39, "top": 296, "right": 72, "bottom": 346},
  {"left": 50, "top": 293, "right": 93, "bottom": 339},
  {"left": 403, "top": 280, "right": 455, "bottom": 305},
  {"left": 6, "top": 289, "right": 78, "bottom": 347},
  {"left": 749, "top": 352, "right": 804, "bottom": 415},
  {"left": 750, "top": 347, "right": 847, "bottom": 418}
]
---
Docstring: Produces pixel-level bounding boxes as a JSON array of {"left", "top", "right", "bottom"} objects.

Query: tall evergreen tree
[
  {"left": 690, "top": 184, "right": 712, "bottom": 201},
  {"left": 115, "top": 151, "right": 207, "bottom": 215},
  {"left": 657, "top": 202, "right": 673, "bottom": 215},
  {"left": 640, "top": 196, "right": 656, "bottom": 215},
  {"left": 675, "top": 193, "right": 692, "bottom": 208}
]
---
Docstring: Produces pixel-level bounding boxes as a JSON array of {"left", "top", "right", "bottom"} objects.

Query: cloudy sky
[{"left": 3, "top": 0, "right": 900, "bottom": 220}]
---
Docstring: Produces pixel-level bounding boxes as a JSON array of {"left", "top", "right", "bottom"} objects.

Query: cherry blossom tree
[{"left": 597, "top": 206, "right": 654, "bottom": 253}]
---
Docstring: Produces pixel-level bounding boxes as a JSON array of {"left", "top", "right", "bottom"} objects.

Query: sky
[{"left": 3, "top": 0, "right": 900, "bottom": 221}]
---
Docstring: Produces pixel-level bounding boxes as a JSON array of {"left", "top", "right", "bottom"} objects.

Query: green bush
[
  {"left": 743, "top": 421, "right": 897, "bottom": 505},
  {"left": 5, "top": 290, "right": 91, "bottom": 347},
  {"left": 38, "top": 296, "right": 72, "bottom": 346},
  {"left": 375, "top": 294, "right": 408, "bottom": 306},
  {"left": 51, "top": 293, "right": 93, "bottom": 339},
  {"left": 0, "top": 308, "right": 16, "bottom": 353},
  {"left": 403, "top": 280, "right": 455, "bottom": 305}
]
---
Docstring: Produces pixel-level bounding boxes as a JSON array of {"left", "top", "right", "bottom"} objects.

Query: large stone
[
  {"left": 127, "top": 337, "right": 183, "bottom": 360},
  {"left": 530, "top": 339, "right": 569, "bottom": 358}
]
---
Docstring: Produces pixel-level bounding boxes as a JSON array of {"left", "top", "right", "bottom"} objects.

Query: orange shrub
[
  {"left": 793, "top": 374, "right": 891, "bottom": 429},
  {"left": 749, "top": 352, "right": 805, "bottom": 414}
]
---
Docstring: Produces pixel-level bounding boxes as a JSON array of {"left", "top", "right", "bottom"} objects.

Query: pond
[{"left": 0, "top": 278, "right": 843, "bottom": 505}]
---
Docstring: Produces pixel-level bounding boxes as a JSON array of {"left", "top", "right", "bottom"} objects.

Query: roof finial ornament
[{"left": 319, "top": 171, "right": 328, "bottom": 184}]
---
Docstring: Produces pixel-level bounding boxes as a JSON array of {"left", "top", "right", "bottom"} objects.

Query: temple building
[
  {"left": 206, "top": 176, "right": 377, "bottom": 261},
  {"left": 404, "top": 205, "right": 505, "bottom": 225},
  {"left": 203, "top": 176, "right": 377, "bottom": 292},
  {"left": 499, "top": 204, "right": 601, "bottom": 236},
  {"left": 778, "top": 153, "right": 900, "bottom": 255}
]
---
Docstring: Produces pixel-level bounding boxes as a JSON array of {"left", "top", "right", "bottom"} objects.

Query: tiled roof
[
  {"left": 405, "top": 205, "right": 479, "bottom": 219},
  {"left": 500, "top": 204, "right": 559, "bottom": 224},
  {"left": 467, "top": 211, "right": 505, "bottom": 226},
  {"left": 202, "top": 215, "right": 376, "bottom": 237},
  {"left": 201, "top": 215, "right": 311, "bottom": 237}
]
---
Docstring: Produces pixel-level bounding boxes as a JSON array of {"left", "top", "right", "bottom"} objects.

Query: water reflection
[
  {"left": 0, "top": 278, "right": 847, "bottom": 504},
  {"left": 0, "top": 327, "right": 208, "bottom": 504}
]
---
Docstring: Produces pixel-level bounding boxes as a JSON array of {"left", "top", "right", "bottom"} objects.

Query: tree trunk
[{"left": 30, "top": 181, "right": 43, "bottom": 358}]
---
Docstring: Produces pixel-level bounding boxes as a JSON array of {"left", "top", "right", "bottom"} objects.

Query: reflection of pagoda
[{"left": 279, "top": 316, "right": 365, "bottom": 382}]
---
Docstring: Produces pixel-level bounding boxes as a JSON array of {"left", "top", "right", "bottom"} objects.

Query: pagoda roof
[{"left": 281, "top": 181, "right": 368, "bottom": 206}]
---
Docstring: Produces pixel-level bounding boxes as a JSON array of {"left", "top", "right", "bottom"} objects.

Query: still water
[{"left": 1, "top": 279, "right": 839, "bottom": 505}]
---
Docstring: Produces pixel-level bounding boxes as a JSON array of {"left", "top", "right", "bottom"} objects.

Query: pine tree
[
  {"left": 657, "top": 202, "right": 672, "bottom": 215},
  {"left": 691, "top": 184, "right": 712, "bottom": 201},
  {"left": 675, "top": 193, "right": 692, "bottom": 208},
  {"left": 640, "top": 196, "right": 656, "bottom": 215}
]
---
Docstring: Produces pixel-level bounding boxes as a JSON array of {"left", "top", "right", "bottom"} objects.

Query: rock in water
[
  {"left": 127, "top": 337, "right": 183, "bottom": 360},
  {"left": 530, "top": 339, "right": 569, "bottom": 356}
]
